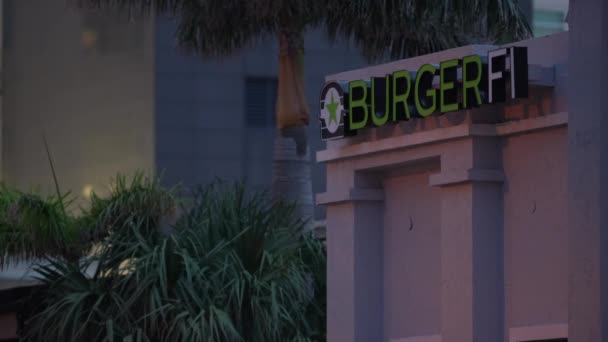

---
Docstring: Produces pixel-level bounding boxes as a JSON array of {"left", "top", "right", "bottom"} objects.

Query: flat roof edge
[{"left": 326, "top": 32, "right": 569, "bottom": 82}]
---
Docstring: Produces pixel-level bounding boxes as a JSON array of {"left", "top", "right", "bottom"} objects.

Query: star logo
[
  {"left": 319, "top": 82, "right": 345, "bottom": 139},
  {"left": 326, "top": 94, "right": 339, "bottom": 125}
]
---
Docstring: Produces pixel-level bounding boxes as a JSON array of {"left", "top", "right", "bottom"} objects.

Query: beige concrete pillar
[
  {"left": 431, "top": 137, "right": 505, "bottom": 342},
  {"left": 567, "top": 0, "right": 608, "bottom": 340},
  {"left": 320, "top": 187, "right": 384, "bottom": 342}
]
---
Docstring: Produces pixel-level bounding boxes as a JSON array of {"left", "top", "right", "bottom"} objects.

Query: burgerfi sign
[{"left": 319, "top": 46, "right": 528, "bottom": 140}]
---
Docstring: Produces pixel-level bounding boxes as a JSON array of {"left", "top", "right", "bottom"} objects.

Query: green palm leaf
[
  {"left": 72, "top": 0, "right": 530, "bottom": 60},
  {"left": 18, "top": 179, "right": 325, "bottom": 341}
]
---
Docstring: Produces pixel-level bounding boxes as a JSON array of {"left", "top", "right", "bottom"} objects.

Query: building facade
[
  {"left": 319, "top": 32, "right": 569, "bottom": 342},
  {"left": 318, "top": 0, "right": 608, "bottom": 334}
]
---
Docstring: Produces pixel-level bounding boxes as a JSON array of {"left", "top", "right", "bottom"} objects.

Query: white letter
[{"left": 488, "top": 48, "right": 507, "bottom": 103}]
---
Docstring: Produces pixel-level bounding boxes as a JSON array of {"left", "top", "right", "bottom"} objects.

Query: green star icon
[{"left": 326, "top": 94, "right": 339, "bottom": 125}]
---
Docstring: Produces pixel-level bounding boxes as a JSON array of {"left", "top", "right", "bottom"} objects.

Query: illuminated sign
[{"left": 320, "top": 47, "right": 528, "bottom": 140}]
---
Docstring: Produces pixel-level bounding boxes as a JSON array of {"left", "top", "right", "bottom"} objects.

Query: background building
[
  {"left": 0, "top": 0, "right": 369, "bottom": 219},
  {"left": 1, "top": 1, "right": 156, "bottom": 204},
  {"left": 519, "top": 0, "right": 569, "bottom": 37},
  {"left": 530, "top": 0, "right": 569, "bottom": 36}
]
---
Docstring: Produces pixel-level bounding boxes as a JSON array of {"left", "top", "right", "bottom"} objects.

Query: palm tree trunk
[{"left": 272, "top": 31, "right": 314, "bottom": 225}]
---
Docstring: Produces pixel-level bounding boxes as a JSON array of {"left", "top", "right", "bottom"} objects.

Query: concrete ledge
[
  {"left": 316, "top": 188, "right": 384, "bottom": 205},
  {"left": 528, "top": 64, "right": 556, "bottom": 87},
  {"left": 317, "top": 125, "right": 490, "bottom": 163},
  {"left": 494, "top": 112, "right": 568, "bottom": 136},
  {"left": 429, "top": 169, "right": 505, "bottom": 187},
  {"left": 509, "top": 323, "right": 568, "bottom": 342},
  {"left": 390, "top": 334, "right": 441, "bottom": 342},
  {"left": 317, "top": 113, "right": 568, "bottom": 163}
]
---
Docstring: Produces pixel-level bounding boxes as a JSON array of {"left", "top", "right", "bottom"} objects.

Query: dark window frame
[{"left": 244, "top": 77, "right": 278, "bottom": 127}]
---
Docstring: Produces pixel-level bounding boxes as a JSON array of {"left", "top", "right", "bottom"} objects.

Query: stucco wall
[
  {"left": 503, "top": 127, "right": 568, "bottom": 329},
  {"left": 2, "top": 0, "right": 155, "bottom": 203},
  {"left": 383, "top": 166, "right": 441, "bottom": 339},
  {"left": 322, "top": 127, "right": 569, "bottom": 342}
]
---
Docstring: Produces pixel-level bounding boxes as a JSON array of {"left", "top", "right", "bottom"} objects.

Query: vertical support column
[
  {"left": 430, "top": 138, "right": 505, "bottom": 342},
  {"left": 568, "top": 0, "right": 608, "bottom": 341},
  {"left": 320, "top": 188, "right": 384, "bottom": 342}
]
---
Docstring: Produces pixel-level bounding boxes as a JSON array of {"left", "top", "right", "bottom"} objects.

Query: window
[
  {"left": 243, "top": 77, "right": 278, "bottom": 188},
  {"left": 244, "top": 77, "right": 278, "bottom": 127}
]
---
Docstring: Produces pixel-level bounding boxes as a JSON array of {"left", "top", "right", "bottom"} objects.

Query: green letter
[
  {"left": 440, "top": 59, "right": 460, "bottom": 113},
  {"left": 349, "top": 80, "right": 369, "bottom": 130},
  {"left": 392, "top": 70, "right": 411, "bottom": 121},
  {"left": 462, "top": 55, "right": 483, "bottom": 108},
  {"left": 415, "top": 64, "right": 437, "bottom": 117},
  {"left": 371, "top": 77, "right": 390, "bottom": 126}
]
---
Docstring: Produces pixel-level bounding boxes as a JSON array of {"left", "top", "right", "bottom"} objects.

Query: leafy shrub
[{"left": 0, "top": 176, "right": 325, "bottom": 342}]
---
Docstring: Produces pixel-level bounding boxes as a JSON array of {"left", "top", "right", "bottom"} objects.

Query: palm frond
[
  {"left": 85, "top": 173, "right": 177, "bottom": 244},
  {"left": 43, "top": 135, "right": 66, "bottom": 215},
  {"left": 19, "top": 179, "right": 325, "bottom": 341},
  {"left": 74, "top": 0, "right": 324, "bottom": 57},
  {"left": 174, "top": 0, "right": 268, "bottom": 57},
  {"left": 324, "top": 0, "right": 532, "bottom": 61},
  {"left": 23, "top": 258, "right": 127, "bottom": 342},
  {"left": 0, "top": 187, "right": 80, "bottom": 268},
  {"left": 69, "top": 0, "right": 182, "bottom": 16},
  {"left": 73, "top": 0, "right": 529, "bottom": 60}
]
